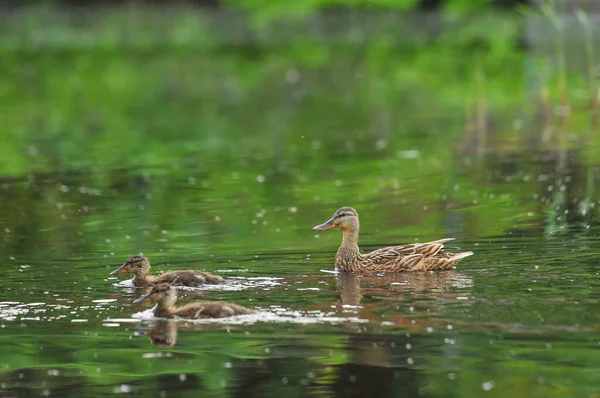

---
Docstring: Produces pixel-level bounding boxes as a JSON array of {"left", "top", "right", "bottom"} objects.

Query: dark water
[
  {"left": 2, "top": 143, "right": 600, "bottom": 398},
  {"left": 2, "top": 7, "right": 600, "bottom": 397}
]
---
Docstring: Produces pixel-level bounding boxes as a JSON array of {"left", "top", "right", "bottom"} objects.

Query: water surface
[{"left": 2, "top": 8, "right": 600, "bottom": 397}]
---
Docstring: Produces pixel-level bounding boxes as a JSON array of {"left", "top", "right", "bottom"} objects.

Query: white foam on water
[
  {"left": 0, "top": 305, "right": 29, "bottom": 320},
  {"left": 113, "top": 279, "right": 135, "bottom": 288},
  {"left": 113, "top": 276, "right": 283, "bottom": 291},
  {"left": 126, "top": 307, "right": 368, "bottom": 325},
  {"left": 320, "top": 269, "right": 339, "bottom": 274}
]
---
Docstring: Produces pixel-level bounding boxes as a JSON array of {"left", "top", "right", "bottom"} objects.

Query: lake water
[{"left": 2, "top": 7, "right": 600, "bottom": 398}]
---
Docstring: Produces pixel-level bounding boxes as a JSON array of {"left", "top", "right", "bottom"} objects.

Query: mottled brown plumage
[
  {"left": 110, "top": 255, "right": 224, "bottom": 287},
  {"left": 133, "top": 284, "right": 255, "bottom": 319},
  {"left": 313, "top": 207, "right": 473, "bottom": 272}
]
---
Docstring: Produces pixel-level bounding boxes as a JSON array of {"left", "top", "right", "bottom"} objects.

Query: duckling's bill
[
  {"left": 133, "top": 293, "right": 152, "bottom": 304},
  {"left": 110, "top": 263, "right": 129, "bottom": 276},
  {"left": 313, "top": 218, "right": 335, "bottom": 231}
]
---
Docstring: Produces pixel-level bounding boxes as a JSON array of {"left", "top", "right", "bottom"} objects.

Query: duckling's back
[{"left": 175, "top": 301, "right": 255, "bottom": 319}]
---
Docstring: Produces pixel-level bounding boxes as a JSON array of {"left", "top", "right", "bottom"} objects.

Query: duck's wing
[
  {"left": 155, "top": 271, "right": 224, "bottom": 286},
  {"left": 366, "top": 238, "right": 453, "bottom": 260},
  {"left": 363, "top": 239, "right": 471, "bottom": 270},
  {"left": 175, "top": 301, "right": 255, "bottom": 319}
]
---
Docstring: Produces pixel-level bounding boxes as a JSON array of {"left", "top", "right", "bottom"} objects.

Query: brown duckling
[
  {"left": 313, "top": 207, "right": 473, "bottom": 272},
  {"left": 110, "top": 255, "right": 224, "bottom": 287},
  {"left": 132, "top": 283, "right": 255, "bottom": 319}
]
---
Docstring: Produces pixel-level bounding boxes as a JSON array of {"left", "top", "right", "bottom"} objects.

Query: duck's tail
[
  {"left": 450, "top": 251, "right": 474, "bottom": 261},
  {"left": 445, "top": 251, "right": 474, "bottom": 269},
  {"left": 429, "top": 238, "right": 456, "bottom": 245}
]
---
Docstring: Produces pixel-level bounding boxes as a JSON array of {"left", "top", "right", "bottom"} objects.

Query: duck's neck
[
  {"left": 132, "top": 269, "right": 152, "bottom": 287},
  {"left": 154, "top": 295, "right": 177, "bottom": 318},
  {"left": 335, "top": 227, "right": 363, "bottom": 271}
]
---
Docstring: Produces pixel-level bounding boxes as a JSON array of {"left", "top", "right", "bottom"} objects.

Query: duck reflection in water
[
  {"left": 336, "top": 271, "right": 473, "bottom": 307},
  {"left": 133, "top": 283, "right": 255, "bottom": 319},
  {"left": 143, "top": 320, "right": 178, "bottom": 348}
]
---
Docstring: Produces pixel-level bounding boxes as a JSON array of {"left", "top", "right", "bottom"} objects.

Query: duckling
[
  {"left": 132, "top": 283, "right": 255, "bottom": 319},
  {"left": 110, "top": 255, "right": 224, "bottom": 287},
  {"left": 313, "top": 207, "right": 473, "bottom": 272}
]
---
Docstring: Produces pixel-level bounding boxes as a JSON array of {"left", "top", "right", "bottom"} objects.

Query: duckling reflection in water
[
  {"left": 110, "top": 255, "right": 224, "bottom": 287},
  {"left": 146, "top": 320, "right": 178, "bottom": 348},
  {"left": 313, "top": 207, "right": 473, "bottom": 272},
  {"left": 133, "top": 283, "right": 255, "bottom": 319}
]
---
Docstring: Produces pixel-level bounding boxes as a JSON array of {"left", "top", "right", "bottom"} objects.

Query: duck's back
[
  {"left": 174, "top": 301, "right": 255, "bottom": 319},
  {"left": 362, "top": 238, "right": 472, "bottom": 271},
  {"left": 155, "top": 270, "right": 224, "bottom": 286}
]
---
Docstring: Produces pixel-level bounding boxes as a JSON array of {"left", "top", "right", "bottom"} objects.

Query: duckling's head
[
  {"left": 313, "top": 207, "right": 359, "bottom": 232},
  {"left": 110, "top": 255, "right": 151, "bottom": 277},
  {"left": 133, "top": 283, "right": 177, "bottom": 306}
]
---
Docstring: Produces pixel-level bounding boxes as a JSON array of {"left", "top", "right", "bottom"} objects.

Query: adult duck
[{"left": 313, "top": 207, "right": 473, "bottom": 271}]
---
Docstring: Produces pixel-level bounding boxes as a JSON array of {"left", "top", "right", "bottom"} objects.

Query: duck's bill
[
  {"left": 133, "top": 294, "right": 151, "bottom": 305},
  {"left": 312, "top": 218, "right": 335, "bottom": 231},
  {"left": 110, "top": 263, "right": 129, "bottom": 276}
]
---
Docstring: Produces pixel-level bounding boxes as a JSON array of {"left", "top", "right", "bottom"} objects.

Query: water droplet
[
  {"left": 285, "top": 69, "right": 300, "bottom": 84},
  {"left": 481, "top": 381, "right": 494, "bottom": 391},
  {"left": 114, "top": 384, "right": 131, "bottom": 393},
  {"left": 376, "top": 139, "right": 387, "bottom": 150}
]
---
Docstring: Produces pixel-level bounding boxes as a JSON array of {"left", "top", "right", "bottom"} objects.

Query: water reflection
[
  {"left": 335, "top": 271, "right": 473, "bottom": 307},
  {"left": 140, "top": 320, "right": 178, "bottom": 348},
  {"left": 334, "top": 335, "right": 423, "bottom": 398}
]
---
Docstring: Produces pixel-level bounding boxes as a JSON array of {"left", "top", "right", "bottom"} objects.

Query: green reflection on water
[{"left": 2, "top": 6, "right": 600, "bottom": 398}]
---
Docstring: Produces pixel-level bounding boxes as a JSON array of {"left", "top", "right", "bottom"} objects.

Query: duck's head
[
  {"left": 110, "top": 255, "right": 150, "bottom": 277},
  {"left": 133, "top": 283, "right": 176, "bottom": 305},
  {"left": 313, "top": 207, "right": 359, "bottom": 232}
]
